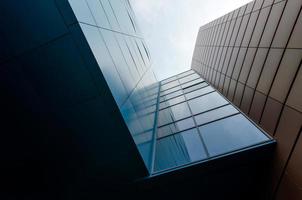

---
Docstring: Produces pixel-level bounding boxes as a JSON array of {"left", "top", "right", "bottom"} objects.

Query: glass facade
[
  {"left": 68, "top": 0, "right": 273, "bottom": 174},
  {"left": 153, "top": 70, "right": 271, "bottom": 173},
  {"left": 0, "top": 0, "right": 282, "bottom": 198},
  {"left": 69, "top": 0, "right": 159, "bottom": 170}
]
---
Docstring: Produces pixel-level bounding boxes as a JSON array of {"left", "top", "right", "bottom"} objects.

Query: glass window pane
[
  {"left": 181, "top": 129, "right": 208, "bottom": 162},
  {"left": 169, "top": 102, "right": 191, "bottom": 120},
  {"left": 199, "top": 114, "right": 269, "bottom": 157},
  {"left": 183, "top": 82, "right": 208, "bottom": 94},
  {"left": 194, "top": 105, "right": 239, "bottom": 126},
  {"left": 161, "top": 80, "right": 179, "bottom": 91},
  {"left": 158, "top": 109, "right": 173, "bottom": 126},
  {"left": 188, "top": 92, "right": 229, "bottom": 115},
  {"left": 177, "top": 70, "right": 195, "bottom": 78},
  {"left": 160, "top": 85, "right": 181, "bottom": 96},
  {"left": 154, "top": 134, "right": 190, "bottom": 171},
  {"left": 185, "top": 86, "right": 215, "bottom": 100},
  {"left": 159, "top": 101, "right": 169, "bottom": 110},
  {"left": 176, "top": 117, "right": 195, "bottom": 131},
  {"left": 161, "top": 76, "right": 177, "bottom": 84},
  {"left": 154, "top": 128, "right": 207, "bottom": 172},
  {"left": 181, "top": 78, "right": 204, "bottom": 88},
  {"left": 157, "top": 117, "right": 195, "bottom": 138},
  {"left": 157, "top": 124, "right": 176, "bottom": 138},
  {"left": 100, "top": 0, "right": 120, "bottom": 31},
  {"left": 161, "top": 95, "right": 185, "bottom": 108},
  {"left": 161, "top": 90, "right": 183, "bottom": 102},
  {"left": 179, "top": 73, "right": 200, "bottom": 84}
]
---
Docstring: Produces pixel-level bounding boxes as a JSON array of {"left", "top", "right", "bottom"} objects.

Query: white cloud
[{"left": 131, "top": 0, "right": 252, "bottom": 80}]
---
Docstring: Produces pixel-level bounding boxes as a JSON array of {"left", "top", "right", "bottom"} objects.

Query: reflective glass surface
[
  {"left": 161, "top": 90, "right": 183, "bottom": 102},
  {"left": 72, "top": 0, "right": 158, "bottom": 171},
  {"left": 179, "top": 73, "right": 200, "bottom": 84},
  {"left": 155, "top": 128, "right": 207, "bottom": 172},
  {"left": 194, "top": 105, "right": 239, "bottom": 125},
  {"left": 185, "top": 86, "right": 215, "bottom": 100},
  {"left": 160, "top": 85, "right": 181, "bottom": 96},
  {"left": 199, "top": 114, "right": 269, "bottom": 156},
  {"left": 161, "top": 80, "right": 179, "bottom": 91},
  {"left": 152, "top": 71, "right": 272, "bottom": 173},
  {"left": 188, "top": 92, "right": 229, "bottom": 115},
  {"left": 73, "top": 0, "right": 273, "bottom": 173},
  {"left": 183, "top": 82, "right": 208, "bottom": 93},
  {"left": 169, "top": 102, "right": 191, "bottom": 121},
  {"left": 157, "top": 117, "right": 195, "bottom": 138}
]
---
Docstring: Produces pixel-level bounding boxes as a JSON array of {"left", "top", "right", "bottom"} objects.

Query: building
[
  {"left": 192, "top": 0, "right": 302, "bottom": 199},
  {"left": 0, "top": 0, "right": 299, "bottom": 199}
]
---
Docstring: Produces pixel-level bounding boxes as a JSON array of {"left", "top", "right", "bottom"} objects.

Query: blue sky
[{"left": 131, "top": 0, "right": 252, "bottom": 80}]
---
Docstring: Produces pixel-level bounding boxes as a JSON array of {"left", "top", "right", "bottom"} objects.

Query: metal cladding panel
[{"left": 191, "top": 0, "right": 302, "bottom": 199}]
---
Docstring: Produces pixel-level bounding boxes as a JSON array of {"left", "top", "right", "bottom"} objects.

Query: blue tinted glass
[
  {"left": 154, "top": 128, "right": 207, "bottom": 172},
  {"left": 177, "top": 70, "right": 195, "bottom": 78},
  {"left": 185, "top": 86, "right": 215, "bottom": 100},
  {"left": 188, "top": 92, "right": 228, "bottom": 115},
  {"left": 68, "top": 0, "right": 95, "bottom": 25},
  {"left": 181, "top": 129, "right": 208, "bottom": 162},
  {"left": 158, "top": 108, "right": 174, "bottom": 126},
  {"left": 162, "top": 90, "right": 183, "bottom": 101},
  {"left": 181, "top": 78, "right": 204, "bottom": 88},
  {"left": 199, "top": 114, "right": 269, "bottom": 157},
  {"left": 159, "top": 101, "right": 169, "bottom": 110},
  {"left": 157, "top": 117, "right": 195, "bottom": 138},
  {"left": 157, "top": 125, "right": 176, "bottom": 138},
  {"left": 194, "top": 104, "right": 239, "bottom": 125},
  {"left": 163, "top": 95, "right": 185, "bottom": 108},
  {"left": 115, "top": 34, "right": 140, "bottom": 83},
  {"left": 179, "top": 73, "right": 200, "bottom": 84},
  {"left": 176, "top": 118, "right": 195, "bottom": 131},
  {"left": 161, "top": 76, "right": 177, "bottom": 84},
  {"left": 161, "top": 80, "right": 179, "bottom": 91},
  {"left": 101, "top": 30, "right": 135, "bottom": 93},
  {"left": 155, "top": 134, "right": 190, "bottom": 171},
  {"left": 109, "top": 0, "right": 135, "bottom": 34},
  {"left": 86, "top": 0, "right": 111, "bottom": 28},
  {"left": 160, "top": 85, "right": 181, "bottom": 96},
  {"left": 183, "top": 82, "right": 208, "bottom": 93},
  {"left": 169, "top": 102, "right": 191, "bottom": 120},
  {"left": 80, "top": 24, "right": 127, "bottom": 106},
  {"left": 100, "top": 0, "right": 120, "bottom": 31}
]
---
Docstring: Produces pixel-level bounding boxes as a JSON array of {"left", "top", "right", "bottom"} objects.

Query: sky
[{"left": 130, "top": 0, "right": 252, "bottom": 81}]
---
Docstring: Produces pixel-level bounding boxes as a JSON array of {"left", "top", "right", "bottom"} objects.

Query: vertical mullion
[
  {"left": 177, "top": 79, "right": 210, "bottom": 158},
  {"left": 150, "top": 82, "right": 162, "bottom": 174}
]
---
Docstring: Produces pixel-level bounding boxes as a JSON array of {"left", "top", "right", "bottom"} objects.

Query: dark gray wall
[{"left": 0, "top": 0, "right": 150, "bottom": 198}]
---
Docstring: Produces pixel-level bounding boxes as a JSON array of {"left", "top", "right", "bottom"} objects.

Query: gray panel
[
  {"left": 257, "top": 49, "right": 283, "bottom": 95},
  {"left": 239, "top": 48, "right": 257, "bottom": 83},
  {"left": 271, "top": 0, "right": 301, "bottom": 48},
  {"left": 1, "top": 0, "right": 68, "bottom": 55},
  {"left": 246, "top": 48, "right": 269, "bottom": 88},
  {"left": 288, "top": 11, "right": 302, "bottom": 48},
  {"left": 269, "top": 49, "right": 302, "bottom": 103},
  {"left": 259, "top": 1, "right": 285, "bottom": 47},
  {"left": 286, "top": 65, "right": 302, "bottom": 112},
  {"left": 250, "top": 6, "right": 271, "bottom": 47},
  {"left": 21, "top": 35, "right": 98, "bottom": 108}
]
